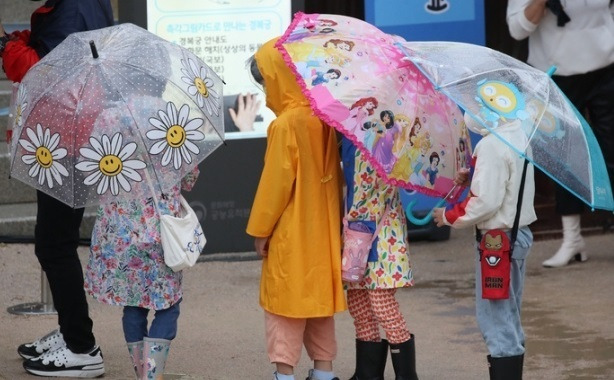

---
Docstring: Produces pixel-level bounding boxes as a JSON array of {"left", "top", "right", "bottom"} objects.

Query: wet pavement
[{"left": 0, "top": 227, "right": 613, "bottom": 379}]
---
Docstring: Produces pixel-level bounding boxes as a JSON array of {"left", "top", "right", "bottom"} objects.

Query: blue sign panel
[{"left": 364, "top": 0, "right": 485, "bottom": 45}]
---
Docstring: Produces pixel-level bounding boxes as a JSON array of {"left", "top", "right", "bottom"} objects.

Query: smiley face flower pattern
[
  {"left": 147, "top": 101, "right": 206, "bottom": 170},
  {"left": 75, "top": 133, "right": 146, "bottom": 195},
  {"left": 18, "top": 123, "right": 68, "bottom": 189},
  {"left": 14, "top": 85, "right": 28, "bottom": 128},
  {"left": 180, "top": 57, "right": 220, "bottom": 117}
]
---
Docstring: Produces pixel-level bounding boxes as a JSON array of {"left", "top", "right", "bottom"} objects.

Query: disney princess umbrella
[{"left": 276, "top": 13, "right": 472, "bottom": 208}]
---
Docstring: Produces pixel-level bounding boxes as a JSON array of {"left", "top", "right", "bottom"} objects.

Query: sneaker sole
[{"left": 24, "top": 364, "right": 104, "bottom": 378}]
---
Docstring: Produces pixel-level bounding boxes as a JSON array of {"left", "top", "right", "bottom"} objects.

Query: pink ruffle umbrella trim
[{"left": 275, "top": 12, "right": 446, "bottom": 198}]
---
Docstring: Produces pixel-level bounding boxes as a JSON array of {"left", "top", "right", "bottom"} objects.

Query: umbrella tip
[
  {"left": 546, "top": 66, "right": 557, "bottom": 77},
  {"left": 89, "top": 40, "right": 99, "bottom": 59}
]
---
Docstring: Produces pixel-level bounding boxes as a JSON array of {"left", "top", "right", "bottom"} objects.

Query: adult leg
[
  {"left": 543, "top": 74, "right": 593, "bottom": 267},
  {"left": 23, "top": 193, "right": 103, "bottom": 376},
  {"left": 34, "top": 191, "right": 94, "bottom": 353},
  {"left": 368, "top": 289, "right": 416, "bottom": 380},
  {"left": 586, "top": 63, "right": 614, "bottom": 209}
]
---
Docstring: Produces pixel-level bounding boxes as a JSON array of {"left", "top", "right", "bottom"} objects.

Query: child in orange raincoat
[{"left": 246, "top": 37, "right": 346, "bottom": 380}]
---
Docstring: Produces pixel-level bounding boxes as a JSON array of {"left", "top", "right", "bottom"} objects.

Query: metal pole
[{"left": 7, "top": 270, "right": 56, "bottom": 315}]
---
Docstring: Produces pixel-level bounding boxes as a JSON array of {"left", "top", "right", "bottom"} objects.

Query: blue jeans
[
  {"left": 122, "top": 300, "right": 181, "bottom": 343},
  {"left": 475, "top": 227, "right": 532, "bottom": 358}
]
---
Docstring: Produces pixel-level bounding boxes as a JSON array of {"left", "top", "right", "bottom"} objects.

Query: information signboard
[{"left": 147, "top": 0, "right": 291, "bottom": 139}]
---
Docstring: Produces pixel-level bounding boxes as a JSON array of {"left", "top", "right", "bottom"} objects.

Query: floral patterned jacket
[
  {"left": 85, "top": 168, "right": 199, "bottom": 310},
  {"left": 342, "top": 138, "right": 414, "bottom": 290}
]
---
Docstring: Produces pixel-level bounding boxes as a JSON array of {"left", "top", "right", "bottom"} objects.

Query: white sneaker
[
  {"left": 23, "top": 345, "right": 105, "bottom": 378},
  {"left": 306, "top": 369, "right": 340, "bottom": 380},
  {"left": 18, "top": 329, "right": 66, "bottom": 360}
]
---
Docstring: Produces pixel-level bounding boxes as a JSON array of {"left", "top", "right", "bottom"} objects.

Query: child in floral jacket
[{"left": 342, "top": 136, "right": 418, "bottom": 380}]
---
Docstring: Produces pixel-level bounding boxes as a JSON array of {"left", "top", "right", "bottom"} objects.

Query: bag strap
[
  {"left": 344, "top": 198, "right": 392, "bottom": 244},
  {"left": 369, "top": 202, "right": 392, "bottom": 243},
  {"left": 143, "top": 171, "right": 170, "bottom": 217},
  {"left": 509, "top": 159, "right": 529, "bottom": 249}
]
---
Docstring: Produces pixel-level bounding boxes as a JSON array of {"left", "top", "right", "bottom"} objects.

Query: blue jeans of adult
[
  {"left": 122, "top": 300, "right": 181, "bottom": 343},
  {"left": 475, "top": 227, "right": 532, "bottom": 358}
]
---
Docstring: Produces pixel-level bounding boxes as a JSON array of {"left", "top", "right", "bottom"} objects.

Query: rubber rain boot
[
  {"left": 487, "top": 354, "right": 523, "bottom": 380},
  {"left": 349, "top": 339, "right": 388, "bottom": 380},
  {"left": 143, "top": 337, "right": 171, "bottom": 380},
  {"left": 390, "top": 334, "right": 418, "bottom": 380},
  {"left": 126, "top": 341, "right": 143, "bottom": 379}
]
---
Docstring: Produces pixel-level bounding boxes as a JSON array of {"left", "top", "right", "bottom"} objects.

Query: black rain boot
[
  {"left": 487, "top": 354, "right": 524, "bottom": 380},
  {"left": 348, "top": 339, "right": 388, "bottom": 380},
  {"left": 390, "top": 334, "right": 418, "bottom": 380}
]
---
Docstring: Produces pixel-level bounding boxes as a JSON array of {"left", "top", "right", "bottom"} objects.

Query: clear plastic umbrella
[
  {"left": 397, "top": 41, "right": 614, "bottom": 212},
  {"left": 9, "top": 23, "right": 224, "bottom": 208}
]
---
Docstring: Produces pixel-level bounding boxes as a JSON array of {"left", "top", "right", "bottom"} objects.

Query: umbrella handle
[{"left": 405, "top": 198, "right": 446, "bottom": 226}]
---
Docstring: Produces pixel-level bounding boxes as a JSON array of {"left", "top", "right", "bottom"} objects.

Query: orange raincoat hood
[{"left": 254, "top": 38, "right": 311, "bottom": 116}]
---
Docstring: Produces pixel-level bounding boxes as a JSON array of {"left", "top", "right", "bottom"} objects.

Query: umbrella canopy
[
  {"left": 9, "top": 23, "right": 224, "bottom": 208},
  {"left": 276, "top": 13, "right": 471, "bottom": 199},
  {"left": 397, "top": 41, "right": 614, "bottom": 211}
]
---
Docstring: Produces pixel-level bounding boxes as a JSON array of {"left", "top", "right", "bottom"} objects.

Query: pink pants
[
  {"left": 347, "top": 288, "right": 411, "bottom": 344},
  {"left": 264, "top": 311, "right": 337, "bottom": 367}
]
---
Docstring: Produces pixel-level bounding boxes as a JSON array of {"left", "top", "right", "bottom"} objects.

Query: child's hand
[
  {"left": 432, "top": 208, "right": 446, "bottom": 227},
  {"left": 454, "top": 168, "right": 471, "bottom": 187},
  {"left": 254, "top": 236, "right": 270, "bottom": 258}
]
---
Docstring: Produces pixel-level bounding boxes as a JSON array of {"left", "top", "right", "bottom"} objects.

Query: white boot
[{"left": 542, "top": 215, "right": 588, "bottom": 268}]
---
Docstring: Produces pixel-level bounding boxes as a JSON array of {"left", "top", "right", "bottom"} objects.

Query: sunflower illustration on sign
[
  {"left": 18, "top": 123, "right": 69, "bottom": 189},
  {"left": 180, "top": 57, "right": 221, "bottom": 117},
  {"left": 147, "top": 101, "right": 206, "bottom": 170},
  {"left": 75, "top": 133, "right": 147, "bottom": 196}
]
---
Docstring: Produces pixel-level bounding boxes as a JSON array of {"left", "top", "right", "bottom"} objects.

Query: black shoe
[
  {"left": 18, "top": 329, "right": 66, "bottom": 360},
  {"left": 23, "top": 345, "right": 105, "bottom": 378}
]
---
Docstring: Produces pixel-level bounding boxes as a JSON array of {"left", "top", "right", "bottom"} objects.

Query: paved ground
[{"left": 0, "top": 227, "right": 613, "bottom": 380}]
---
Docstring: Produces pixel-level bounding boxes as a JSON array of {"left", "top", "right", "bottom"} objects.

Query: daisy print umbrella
[{"left": 9, "top": 23, "right": 224, "bottom": 208}]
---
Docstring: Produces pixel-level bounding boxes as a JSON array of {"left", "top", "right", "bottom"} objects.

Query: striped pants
[{"left": 347, "top": 288, "right": 411, "bottom": 344}]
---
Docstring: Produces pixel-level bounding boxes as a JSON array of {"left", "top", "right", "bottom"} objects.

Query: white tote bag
[{"left": 159, "top": 195, "right": 206, "bottom": 272}]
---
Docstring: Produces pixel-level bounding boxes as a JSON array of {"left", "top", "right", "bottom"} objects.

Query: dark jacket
[{"left": 2, "top": 0, "right": 113, "bottom": 82}]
